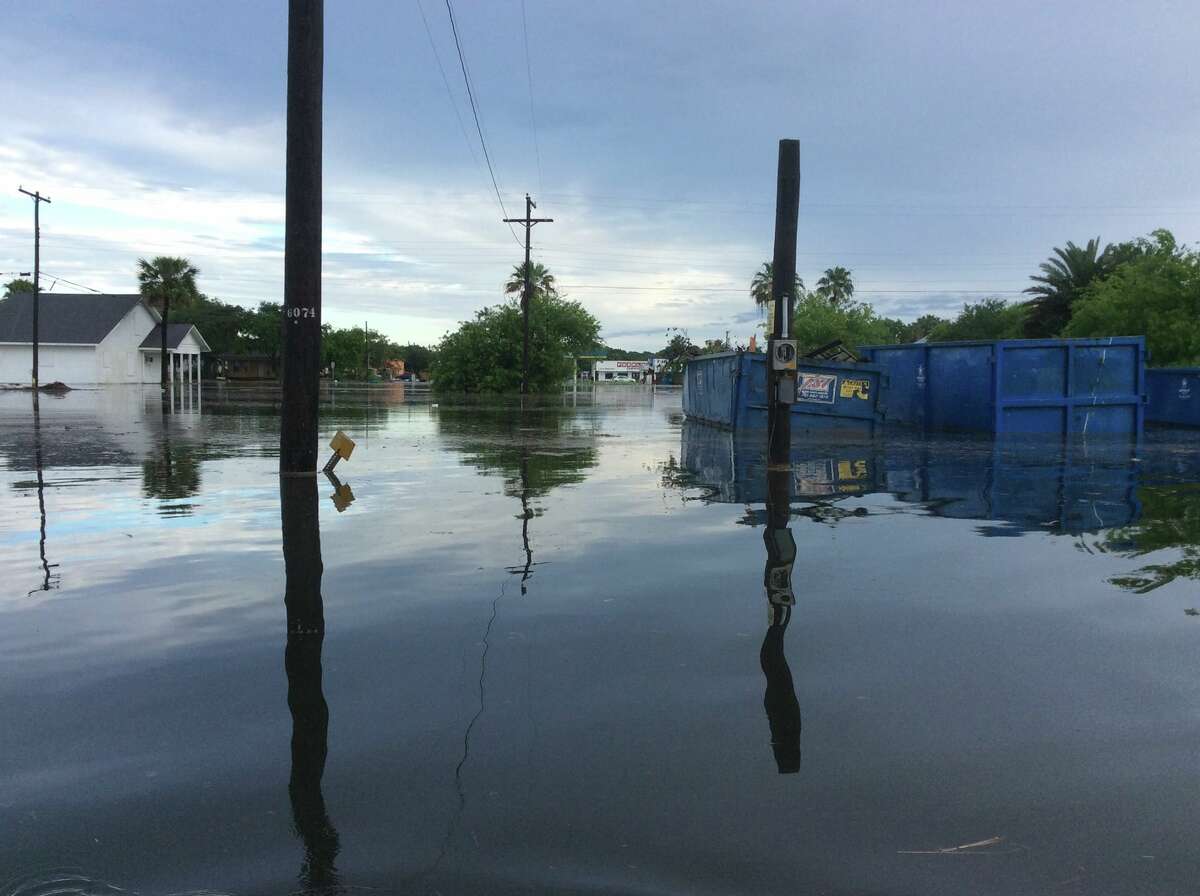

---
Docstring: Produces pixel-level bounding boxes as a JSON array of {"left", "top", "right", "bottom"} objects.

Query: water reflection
[
  {"left": 29, "top": 397, "right": 60, "bottom": 595},
  {"left": 761, "top": 464, "right": 801, "bottom": 774},
  {"left": 141, "top": 430, "right": 201, "bottom": 515},
  {"left": 280, "top": 476, "right": 340, "bottom": 891},
  {"left": 678, "top": 420, "right": 1142, "bottom": 536},
  {"left": 1104, "top": 483, "right": 1200, "bottom": 593}
]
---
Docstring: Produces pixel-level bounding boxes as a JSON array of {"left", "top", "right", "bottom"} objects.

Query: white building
[
  {"left": 592, "top": 358, "right": 663, "bottom": 382},
  {"left": 0, "top": 293, "right": 210, "bottom": 387}
]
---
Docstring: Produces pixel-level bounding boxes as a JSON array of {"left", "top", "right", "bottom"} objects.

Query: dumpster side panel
[
  {"left": 1146, "top": 367, "right": 1200, "bottom": 426},
  {"left": 682, "top": 353, "right": 740, "bottom": 427},
  {"left": 858, "top": 345, "right": 927, "bottom": 426},
  {"left": 928, "top": 344, "right": 994, "bottom": 431}
]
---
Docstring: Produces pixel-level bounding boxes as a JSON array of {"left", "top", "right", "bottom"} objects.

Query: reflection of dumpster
[
  {"left": 679, "top": 421, "right": 1140, "bottom": 534},
  {"left": 858, "top": 337, "right": 1146, "bottom": 439},
  {"left": 683, "top": 352, "right": 885, "bottom": 435},
  {"left": 1145, "top": 367, "right": 1200, "bottom": 427}
]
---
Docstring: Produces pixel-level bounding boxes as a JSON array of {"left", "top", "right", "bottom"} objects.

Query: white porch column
[{"left": 168, "top": 351, "right": 174, "bottom": 385}]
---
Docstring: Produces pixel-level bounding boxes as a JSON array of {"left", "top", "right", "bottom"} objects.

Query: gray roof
[
  {"left": 140, "top": 323, "right": 210, "bottom": 351},
  {"left": 0, "top": 293, "right": 144, "bottom": 345}
]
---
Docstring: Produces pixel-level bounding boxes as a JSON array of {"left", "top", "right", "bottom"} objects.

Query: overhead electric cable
[
  {"left": 415, "top": 0, "right": 481, "bottom": 168},
  {"left": 443, "top": 0, "right": 523, "bottom": 246},
  {"left": 520, "top": 0, "right": 543, "bottom": 192}
]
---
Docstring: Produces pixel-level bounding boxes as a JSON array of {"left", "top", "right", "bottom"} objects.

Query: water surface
[{"left": 2, "top": 384, "right": 1199, "bottom": 895}]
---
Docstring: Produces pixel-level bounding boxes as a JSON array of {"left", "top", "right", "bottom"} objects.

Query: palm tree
[
  {"left": 815, "top": 266, "right": 854, "bottom": 308},
  {"left": 505, "top": 262, "right": 557, "bottom": 302},
  {"left": 750, "top": 262, "right": 805, "bottom": 308},
  {"left": 1022, "top": 238, "right": 1112, "bottom": 337},
  {"left": 138, "top": 256, "right": 200, "bottom": 388}
]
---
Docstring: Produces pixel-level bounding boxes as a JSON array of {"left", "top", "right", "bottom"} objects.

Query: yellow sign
[
  {"left": 329, "top": 430, "right": 356, "bottom": 461},
  {"left": 837, "top": 460, "right": 869, "bottom": 480},
  {"left": 839, "top": 378, "right": 870, "bottom": 400}
]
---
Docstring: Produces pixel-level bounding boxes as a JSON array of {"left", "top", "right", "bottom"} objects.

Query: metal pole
[
  {"left": 767, "top": 140, "right": 800, "bottom": 463},
  {"left": 280, "top": 0, "right": 324, "bottom": 474}
]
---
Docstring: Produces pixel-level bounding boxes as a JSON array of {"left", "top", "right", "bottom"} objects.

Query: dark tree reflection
[{"left": 281, "top": 476, "right": 340, "bottom": 891}]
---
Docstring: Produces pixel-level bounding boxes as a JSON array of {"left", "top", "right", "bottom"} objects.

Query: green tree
[
  {"left": 1022, "top": 237, "right": 1116, "bottom": 337},
  {"left": 434, "top": 292, "right": 600, "bottom": 393},
  {"left": 928, "top": 298, "right": 1026, "bottom": 342},
  {"left": 238, "top": 302, "right": 283, "bottom": 357},
  {"left": 750, "top": 262, "right": 804, "bottom": 309},
  {"left": 172, "top": 294, "right": 250, "bottom": 356},
  {"left": 815, "top": 266, "right": 855, "bottom": 308},
  {"left": 659, "top": 331, "right": 698, "bottom": 375},
  {"left": 3, "top": 277, "right": 34, "bottom": 298},
  {"left": 791, "top": 292, "right": 893, "bottom": 351},
  {"left": 396, "top": 343, "right": 436, "bottom": 377},
  {"left": 505, "top": 262, "right": 558, "bottom": 301},
  {"left": 1064, "top": 231, "right": 1200, "bottom": 365},
  {"left": 899, "top": 313, "right": 949, "bottom": 343}
]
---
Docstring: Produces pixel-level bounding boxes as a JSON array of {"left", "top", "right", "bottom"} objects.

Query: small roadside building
[
  {"left": 0, "top": 292, "right": 209, "bottom": 386},
  {"left": 592, "top": 358, "right": 663, "bottom": 382}
]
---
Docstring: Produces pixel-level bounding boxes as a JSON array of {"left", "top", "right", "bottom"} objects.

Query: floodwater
[{"left": 1, "top": 383, "right": 1199, "bottom": 895}]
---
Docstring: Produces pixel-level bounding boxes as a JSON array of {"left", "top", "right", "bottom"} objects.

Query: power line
[
  {"left": 414, "top": 0, "right": 481, "bottom": 169},
  {"left": 39, "top": 272, "right": 103, "bottom": 293},
  {"left": 442, "top": 0, "right": 523, "bottom": 246},
  {"left": 520, "top": 0, "right": 543, "bottom": 192}
]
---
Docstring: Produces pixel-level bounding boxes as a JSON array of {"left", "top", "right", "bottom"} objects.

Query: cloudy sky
[{"left": 1, "top": 0, "right": 1197, "bottom": 350}]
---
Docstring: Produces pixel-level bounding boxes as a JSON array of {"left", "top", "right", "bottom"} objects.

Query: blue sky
[{"left": 1, "top": 0, "right": 1197, "bottom": 350}]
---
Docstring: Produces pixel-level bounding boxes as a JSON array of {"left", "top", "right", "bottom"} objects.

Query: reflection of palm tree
[
  {"left": 281, "top": 477, "right": 340, "bottom": 891},
  {"left": 141, "top": 430, "right": 201, "bottom": 515}
]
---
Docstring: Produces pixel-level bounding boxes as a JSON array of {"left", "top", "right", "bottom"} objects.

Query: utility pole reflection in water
[
  {"left": 281, "top": 476, "right": 340, "bottom": 889},
  {"left": 28, "top": 397, "right": 59, "bottom": 596},
  {"left": 761, "top": 455, "right": 801, "bottom": 773}
]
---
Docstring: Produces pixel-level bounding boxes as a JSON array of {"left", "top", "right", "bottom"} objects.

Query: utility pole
[
  {"left": 280, "top": 0, "right": 324, "bottom": 475},
  {"left": 18, "top": 187, "right": 51, "bottom": 391},
  {"left": 504, "top": 194, "right": 552, "bottom": 394},
  {"left": 767, "top": 140, "right": 800, "bottom": 463}
]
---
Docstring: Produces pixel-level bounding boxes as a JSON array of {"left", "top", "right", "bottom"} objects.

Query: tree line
[{"left": 736, "top": 228, "right": 1199, "bottom": 365}]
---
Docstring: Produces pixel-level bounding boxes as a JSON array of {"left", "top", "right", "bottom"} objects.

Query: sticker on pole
[{"left": 797, "top": 373, "right": 837, "bottom": 404}]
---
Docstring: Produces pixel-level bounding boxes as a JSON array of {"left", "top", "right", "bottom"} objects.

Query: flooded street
[{"left": 2, "top": 384, "right": 1199, "bottom": 895}]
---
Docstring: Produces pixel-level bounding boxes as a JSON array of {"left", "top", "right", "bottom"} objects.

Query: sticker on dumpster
[
  {"left": 1181, "top": 378, "right": 1192, "bottom": 400},
  {"left": 916, "top": 364, "right": 926, "bottom": 388},
  {"left": 840, "top": 378, "right": 870, "bottom": 400},
  {"left": 797, "top": 373, "right": 836, "bottom": 404}
]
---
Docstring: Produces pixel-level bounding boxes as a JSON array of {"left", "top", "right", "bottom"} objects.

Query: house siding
[{"left": 97, "top": 304, "right": 159, "bottom": 384}]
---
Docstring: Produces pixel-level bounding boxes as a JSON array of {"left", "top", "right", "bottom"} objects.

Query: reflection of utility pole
[
  {"left": 28, "top": 398, "right": 60, "bottom": 596},
  {"left": 18, "top": 187, "right": 51, "bottom": 391},
  {"left": 518, "top": 454, "right": 533, "bottom": 593},
  {"left": 504, "top": 194, "right": 553, "bottom": 394},
  {"left": 761, "top": 456, "right": 800, "bottom": 773},
  {"left": 281, "top": 476, "right": 340, "bottom": 889}
]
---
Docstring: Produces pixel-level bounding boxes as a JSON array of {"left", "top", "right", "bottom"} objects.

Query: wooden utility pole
[
  {"left": 504, "top": 194, "right": 552, "bottom": 394},
  {"left": 18, "top": 187, "right": 51, "bottom": 390},
  {"left": 280, "top": 0, "right": 324, "bottom": 474},
  {"left": 767, "top": 140, "right": 800, "bottom": 463}
]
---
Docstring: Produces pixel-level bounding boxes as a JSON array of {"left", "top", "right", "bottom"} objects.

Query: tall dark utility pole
[
  {"left": 504, "top": 194, "right": 552, "bottom": 394},
  {"left": 18, "top": 187, "right": 51, "bottom": 391},
  {"left": 280, "top": 0, "right": 324, "bottom": 475},
  {"left": 767, "top": 141, "right": 800, "bottom": 463}
]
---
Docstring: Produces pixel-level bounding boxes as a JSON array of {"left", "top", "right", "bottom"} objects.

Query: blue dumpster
[
  {"left": 857, "top": 337, "right": 1146, "bottom": 438},
  {"left": 683, "top": 352, "right": 886, "bottom": 435},
  {"left": 1145, "top": 367, "right": 1200, "bottom": 427}
]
